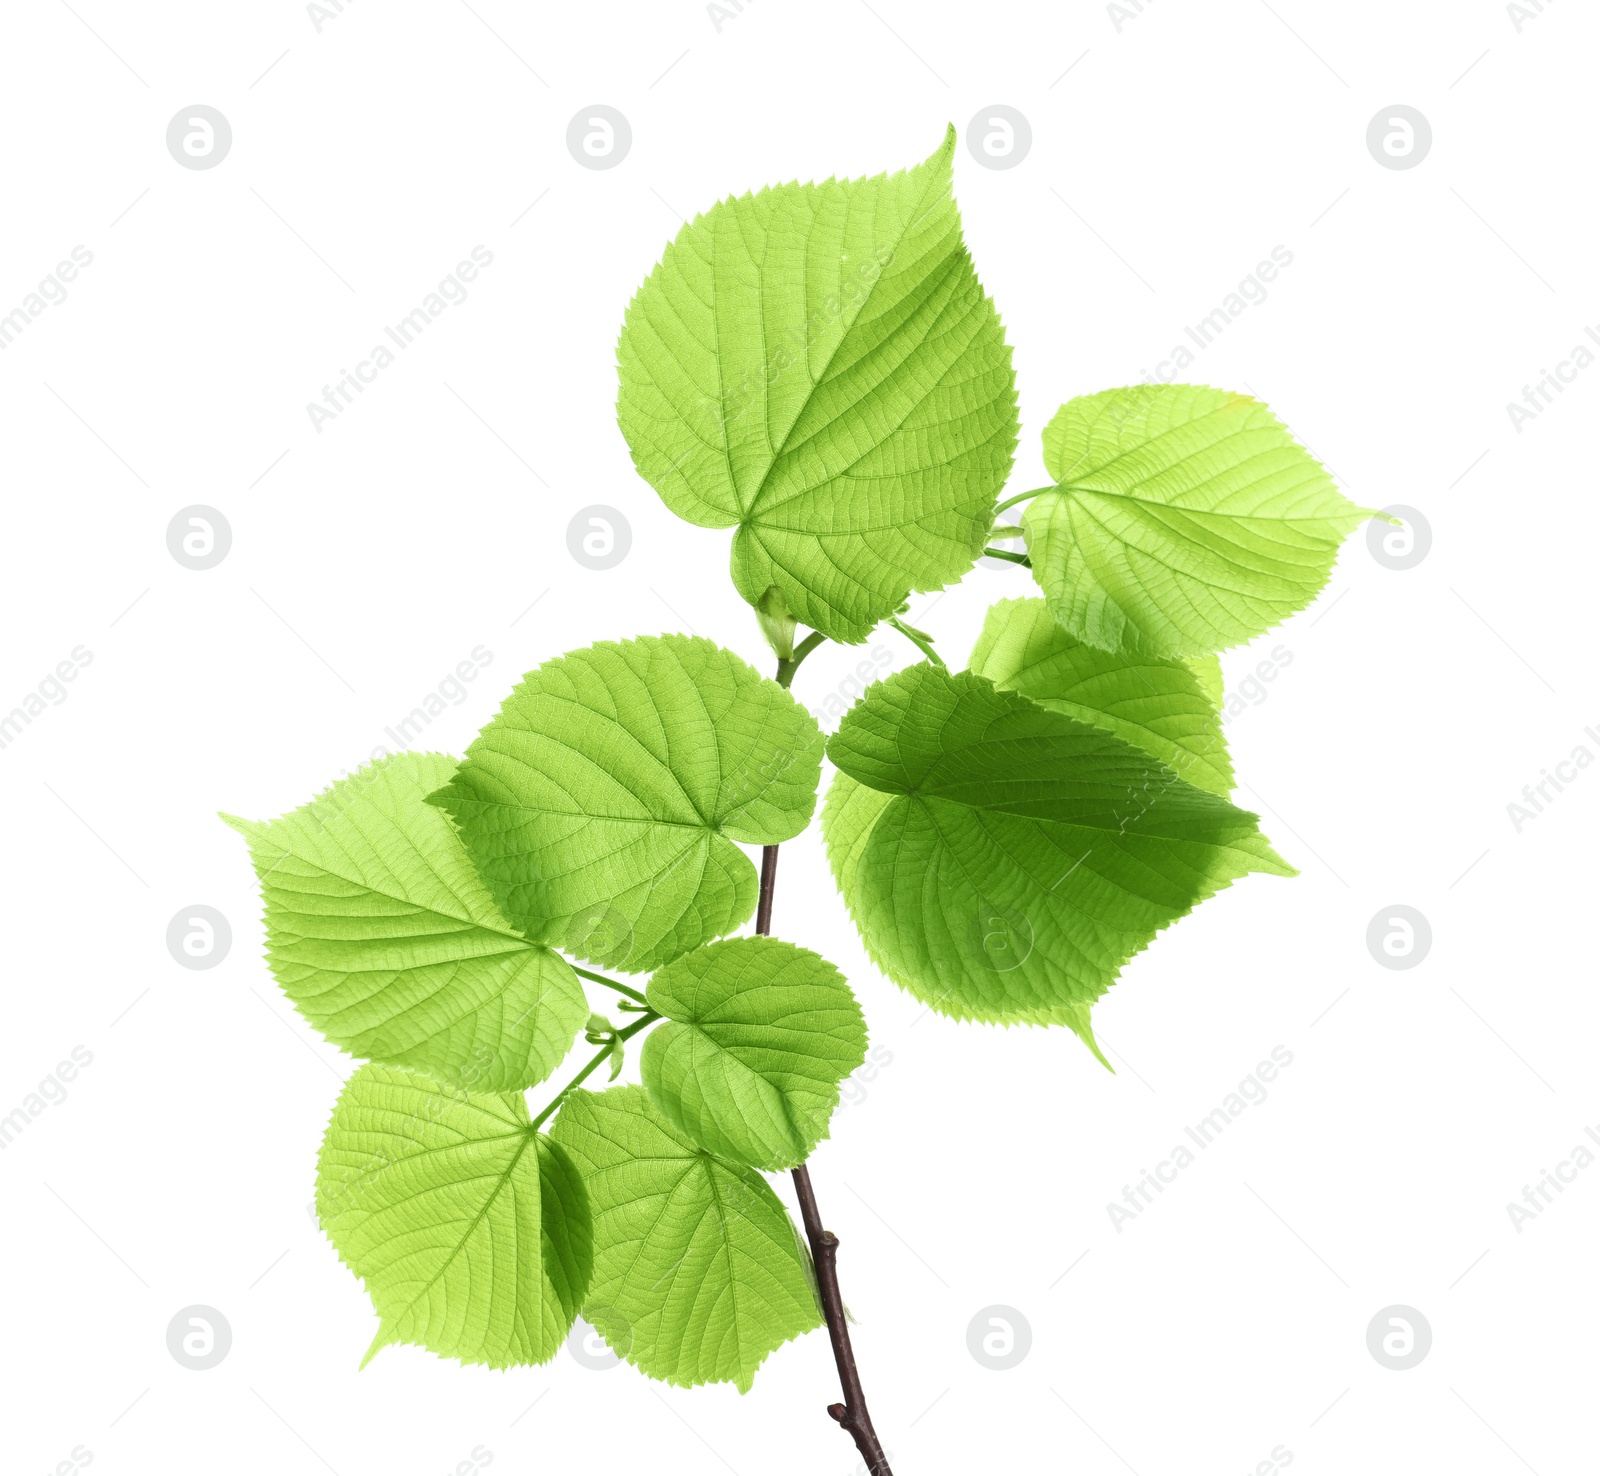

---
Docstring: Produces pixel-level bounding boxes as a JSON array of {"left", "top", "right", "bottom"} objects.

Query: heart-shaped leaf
[
  {"left": 616, "top": 128, "right": 1018, "bottom": 643},
  {"left": 431, "top": 635, "right": 823, "bottom": 973},
  {"left": 822, "top": 664, "right": 1293, "bottom": 1054},
  {"left": 224, "top": 752, "right": 587, "bottom": 1090},
  {"left": 1022, "top": 384, "right": 1380, "bottom": 657},
  {"left": 317, "top": 1064, "right": 591, "bottom": 1368},
  {"left": 640, "top": 936, "right": 867, "bottom": 1170},
  {"left": 550, "top": 1085, "right": 821, "bottom": 1391}
]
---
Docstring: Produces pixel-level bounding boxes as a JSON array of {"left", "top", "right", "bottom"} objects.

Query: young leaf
[
  {"left": 615, "top": 127, "right": 1018, "bottom": 644},
  {"left": 431, "top": 635, "right": 823, "bottom": 973},
  {"left": 968, "top": 597, "right": 1234, "bottom": 796},
  {"left": 1021, "top": 384, "right": 1380, "bottom": 657},
  {"left": 550, "top": 1085, "right": 822, "bottom": 1391},
  {"left": 223, "top": 753, "right": 586, "bottom": 1091},
  {"left": 821, "top": 665, "right": 1293, "bottom": 1045},
  {"left": 640, "top": 936, "right": 867, "bottom": 1170},
  {"left": 316, "top": 1063, "right": 591, "bottom": 1369}
]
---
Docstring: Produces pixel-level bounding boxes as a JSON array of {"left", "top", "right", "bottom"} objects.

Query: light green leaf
[
  {"left": 1185, "top": 653, "right": 1225, "bottom": 710},
  {"left": 1022, "top": 384, "right": 1380, "bottom": 657},
  {"left": 430, "top": 635, "right": 823, "bottom": 974},
  {"left": 969, "top": 597, "right": 1234, "bottom": 796},
  {"left": 550, "top": 1086, "right": 822, "bottom": 1391},
  {"left": 822, "top": 664, "right": 1293, "bottom": 1044},
  {"left": 640, "top": 937, "right": 867, "bottom": 1170},
  {"left": 223, "top": 752, "right": 586, "bottom": 1091},
  {"left": 616, "top": 127, "right": 1018, "bottom": 644},
  {"left": 316, "top": 1063, "right": 591, "bottom": 1369}
]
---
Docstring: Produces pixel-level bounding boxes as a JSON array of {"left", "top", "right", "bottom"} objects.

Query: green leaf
[
  {"left": 431, "top": 635, "right": 823, "bottom": 974},
  {"left": 1185, "top": 653, "right": 1225, "bottom": 710},
  {"left": 616, "top": 127, "right": 1018, "bottom": 644},
  {"left": 823, "top": 769, "right": 1112, "bottom": 1064},
  {"left": 640, "top": 937, "right": 867, "bottom": 1170},
  {"left": 968, "top": 597, "right": 1234, "bottom": 797},
  {"left": 1022, "top": 384, "right": 1379, "bottom": 657},
  {"left": 822, "top": 664, "right": 1293, "bottom": 1043},
  {"left": 223, "top": 753, "right": 586, "bottom": 1091},
  {"left": 316, "top": 1063, "right": 591, "bottom": 1369},
  {"left": 549, "top": 1085, "right": 822, "bottom": 1391}
]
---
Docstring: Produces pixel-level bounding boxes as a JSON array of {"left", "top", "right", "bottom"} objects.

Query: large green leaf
[
  {"left": 316, "top": 1064, "right": 591, "bottom": 1369},
  {"left": 968, "top": 598, "right": 1233, "bottom": 796},
  {"left": 430, "top": 635, "right": 823, "bottom": 973},
  {"left": 1021, "top": 384, "right": 1379, "bottom": 657},
  {"left": 223, "top": 753, "right": 586, "bottom": 1091},
  {"left": 549, "top": 1086, "right": 821, "bottom": 1391},
  {"left": 616, "top": 128, "right": 1018, "bottom": 643},
  {"left": 640, "top": 937, "right": 867, "bottom": 1170},
  {"left": 822, "top": 665, "right": 1292, "bottom": 1046}
]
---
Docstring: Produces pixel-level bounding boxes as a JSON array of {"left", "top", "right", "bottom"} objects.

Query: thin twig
[
  {"left": 760, "top": 642, "right": 897, "bottom": 1473},
  {"left": 791, "top": 1160, "right": 894, "bottom": 1475}
]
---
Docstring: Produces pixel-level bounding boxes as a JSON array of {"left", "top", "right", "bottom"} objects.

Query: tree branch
[
  {"left": 791, "top": 1158, "right": 894, "bottom": 1475},
  {"left": 756, "top": 841, "right": 895, "bottom": 1476}
]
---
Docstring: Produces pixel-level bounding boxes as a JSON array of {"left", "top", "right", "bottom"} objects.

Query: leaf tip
[
  {"left": 218, "top": 811, "right": 267, "bottom": 846},
  {"left": 359, "top": 1322, "right": 394, "bottom": 1370}
]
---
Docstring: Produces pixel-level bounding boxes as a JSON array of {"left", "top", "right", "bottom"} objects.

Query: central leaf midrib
[
  {"left": 378, "top": 1127, "right": 540, "bottom": 1341},
  {"left": 731, "top": 162, "right": 952, "bottom": 524},
  {"left": 1054, "top": 480, "right": 1349, "bottom": 526}
]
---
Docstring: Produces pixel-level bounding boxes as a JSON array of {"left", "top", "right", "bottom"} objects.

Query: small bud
[{"left": 754, "top": 585, "right": 797, "bottom": 660}]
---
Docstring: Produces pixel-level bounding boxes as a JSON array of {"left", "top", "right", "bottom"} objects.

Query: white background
[{"left": 3, "top": 2, "right": 1596, "bottom": 1473}]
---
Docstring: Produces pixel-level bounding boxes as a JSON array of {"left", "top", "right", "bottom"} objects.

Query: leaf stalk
[
  {"left": 569, "top": 964, "right": 649, "bottom": 1006},
  {"left": 529, "top": 1011, "right": 659, "bottom": 1132},
  {"left": 887, "top": 615, "right": 945, "bottom": 669},
  {"left": 775, "top": 629, "right": 828, "bottom": 689}
]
